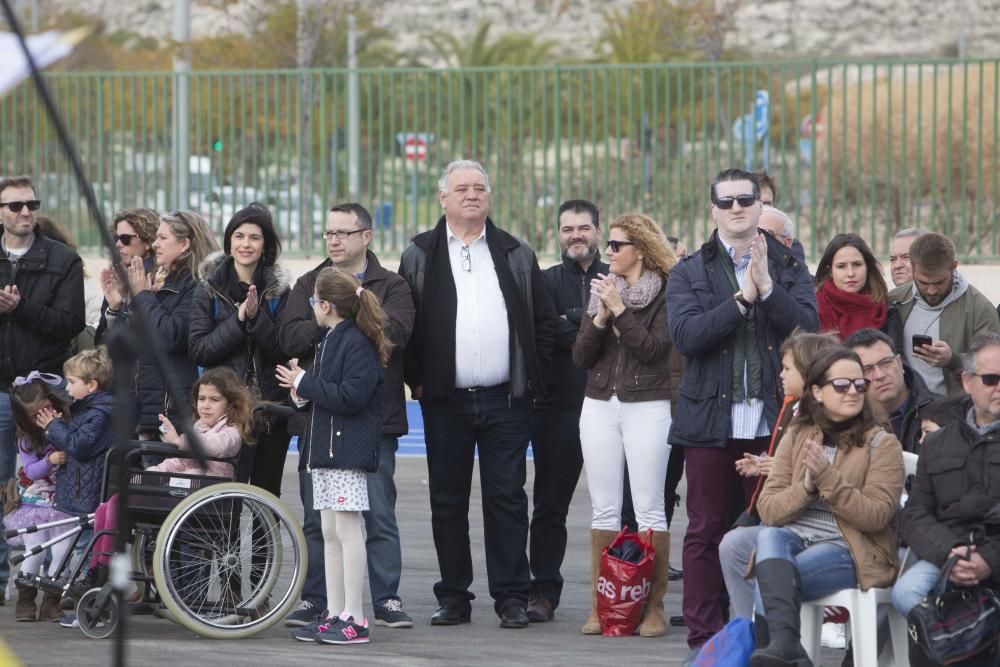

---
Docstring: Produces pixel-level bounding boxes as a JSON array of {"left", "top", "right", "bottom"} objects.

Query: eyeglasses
[
  {"left": 115, "top": 233, "right": 138, "bottom": 245},
  {"left": 308, "top": 296, "right": 325, "bottom": 308},
  {"left": 714, "top": 194, "right": 758, "bottom": 209},
  {"left": 760, "top": 228, "right": 791, "bottom": 244},
  {"left": 460, "top": 245, "right": 471, "bottom": 272},
  {"left": 861, "top": 356, "right": 898, "bottom": 377},
  {"left": 606, "top": 240, "right": 635, "bottom": 253},
  {"left": 1, "top": 200, "right": 40, "bottom": 213},
  {"left": 322, "top": 229, "right": 365, "bottom": 241},
  {"left": 820, "top": 377, "right": 871, "bottom": 394},
  {"left": 970, "top": 372, "right": 1000, "bottom": 387}
]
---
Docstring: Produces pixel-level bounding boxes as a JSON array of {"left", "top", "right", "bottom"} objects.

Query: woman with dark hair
[
  {"left": 749, "top": 347, "right": 904, "bottom": 666},
  {"left": 107, "top": 210, "right": 219, "bottom": 438},
  {"left": 814, "top": 233, "right": 902, "bottom": 348},
  {"left": 187, "top": 203, "right": 292, "bottom": 495},
  {"left": 96, "top": 208, "right": 161, "bottom": 343},
  {"left": 573, "top": 213, "right": 677, "bottom": 638}
]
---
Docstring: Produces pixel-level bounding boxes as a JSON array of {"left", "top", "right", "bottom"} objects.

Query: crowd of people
[{"left": 0, "top": 162, "right": 999, "bottom": 662}]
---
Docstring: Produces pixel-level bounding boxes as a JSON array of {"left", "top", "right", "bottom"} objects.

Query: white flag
[{"left": 0, "top": 27, "right": 88, "bottom": 97}]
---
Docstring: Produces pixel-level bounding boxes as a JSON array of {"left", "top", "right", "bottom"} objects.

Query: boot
[
  {"left": 67, "top": 563, "right": 109, "bottom": 603},
  {"left": 637, "top": 530, "right": 670, "bottom": 637},
  {"left": 581, "top": 529, "right": 618, "bottom": 635},
  {"left": 749, "top": 559, "right": 812, "bottom": 667},
  {"left": 14, "top": 581, "right": 37, "bottom": 622},
  {"left": 38, "top": 592, "right": 63, "bottom": 623},
  {"left": 753, "top": 613, "right": 770, "bottom": 649}
]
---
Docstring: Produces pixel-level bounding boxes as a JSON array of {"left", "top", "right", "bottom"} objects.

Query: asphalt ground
[{"left": 0, "top": 433, "right": 849, "bottom": 666}]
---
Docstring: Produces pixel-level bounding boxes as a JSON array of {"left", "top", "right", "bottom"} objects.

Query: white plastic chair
[{"left": 799, "top": 451, "right": 919, "bottom": 666}]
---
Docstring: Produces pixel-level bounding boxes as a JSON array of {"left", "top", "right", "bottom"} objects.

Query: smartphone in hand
[{"left": 912, "top": 334, "right": 933, "bottom": 349}]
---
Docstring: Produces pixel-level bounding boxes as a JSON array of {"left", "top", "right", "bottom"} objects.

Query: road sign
[
  {"left": 405, "top": 137, "right": 427, "bottom": 161},
  {"left": 754, "top": 90, "right": 769, "bottom": 141}
]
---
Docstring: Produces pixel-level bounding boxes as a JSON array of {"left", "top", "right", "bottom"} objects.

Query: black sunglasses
[
  {"left": 115, "top": 233, "right": 138, "bottom": 245},
  {"left": 971, "top": 372, "right": 1000, "bottom": 387},
  {"left": 1, "top": 200, "right": 40, "bottom": 213},
  {"left": 820, "top": 377, "right": 870, "bottom": 394},
  {"left": 714, "top": 194, "right": 758, "bottom": 209},
  {"left": 606, "top": 240, "right": 635, "bottom": 253}
]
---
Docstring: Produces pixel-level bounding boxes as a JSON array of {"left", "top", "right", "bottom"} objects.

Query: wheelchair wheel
[
  {"left": 77, "top": 587, "right": 119, "bottom": 639},
  {"left": 152, "top": 482, "right": 306, "bottom": 639}
]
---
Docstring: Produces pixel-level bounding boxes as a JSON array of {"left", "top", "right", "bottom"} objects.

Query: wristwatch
[{"left": 733, "top": 290, "right": 752, "bottom": 310}]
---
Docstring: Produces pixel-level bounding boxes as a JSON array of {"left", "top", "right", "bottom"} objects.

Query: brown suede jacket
[
  {"left": 572, "top": 276, "right": 673, "bottom": 402},
  {"left": 756, "top": 422, "right": 905, "bottom": 590}
]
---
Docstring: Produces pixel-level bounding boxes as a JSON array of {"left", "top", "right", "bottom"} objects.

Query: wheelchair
[{"left": 6, "top": 416, "right": 306, "bottom": 640}]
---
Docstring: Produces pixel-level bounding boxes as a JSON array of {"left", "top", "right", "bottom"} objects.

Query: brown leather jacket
[
  {"left": 757, "top": 423, "right": 904, "bottom": 590},
  {"left": 572, "top": 277, "right": 673, "bottom": 402}
]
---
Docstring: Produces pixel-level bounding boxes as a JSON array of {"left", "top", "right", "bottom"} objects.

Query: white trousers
[{"left": 579, "top": 396, "right": 671, "bottom": 532}]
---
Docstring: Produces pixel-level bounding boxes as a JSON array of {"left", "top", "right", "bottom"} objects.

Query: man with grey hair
[
  {"left": 893, "top": 332, "right": 1000, "bottom": 636},
  {"left": 399, "top": 159, "right": 556, "bottom": 629},
  {"left": 757, "top": 206, "right": 805, "bottom": 263},
  {"left": 889, "top": 227, "right": 929, "bottom": 287}
]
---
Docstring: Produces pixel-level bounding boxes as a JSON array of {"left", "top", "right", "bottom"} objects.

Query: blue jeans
[
  {"left": 753, "top": 526, "right": 858, "bottom": 612},
  {"left": 363, "top": 436, "right": 403, "bottom": 607},
  {"left": 0, "top": 390, "right": 15, "bottom": 588},
  {"left": 892, "top": 559, "right": 941, "bottom": 616},
  {"left": 299, "top": 436, "right": 404, "bottom": 610}
]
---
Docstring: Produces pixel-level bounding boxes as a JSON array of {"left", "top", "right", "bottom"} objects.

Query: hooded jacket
[
  {"left": 188, "top": 252, "right": 291, "bottom": 402},
  {"left": 0, "top": 229, "right": 85, "bottom": 389},
  {"left": 45, "top": 390, "right": 116, "bottom": 515},
  {"left": 890, "top": 273, "right": 1000, "bottom": 396}
]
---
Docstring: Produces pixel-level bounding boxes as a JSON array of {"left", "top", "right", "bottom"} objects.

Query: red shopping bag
[{"left": 597, "top": 528, "right": 655, "bottom": 637}]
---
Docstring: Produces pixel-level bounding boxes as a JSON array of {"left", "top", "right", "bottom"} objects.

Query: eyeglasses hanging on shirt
[{"left": 460, "top": 245, "right": 472, "bottom": 272}]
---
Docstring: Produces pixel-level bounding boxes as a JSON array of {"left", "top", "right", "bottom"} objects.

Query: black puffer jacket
[
  {"left": 299, "top": 320, "right": 383, "bottom": 473},
  {"left": 0, "top": 230, "right": 85, "bottom": 389},
  {"left": 112, "top": 272, "right": 200, "bottom": 432},
  {"left": 45, "top": 391, "right": 115, "bottom": 515},
  {"left": 188, "top": 253, "right": 291, "bottom": 402}
]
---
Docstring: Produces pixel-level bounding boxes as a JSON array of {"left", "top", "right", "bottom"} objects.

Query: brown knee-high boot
[
  {"left": 14, "top": 581, "right": 37, "bottom": 622},
  {"left": 582, "top": 529, "right": 619, "bottom": 635},
  {"left": 637, "top": 530, "right": 670, "bottom": 637}
]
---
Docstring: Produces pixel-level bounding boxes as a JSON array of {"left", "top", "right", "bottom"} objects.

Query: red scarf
[{"left": 816, "top": 279, "right": 887, "bottom": 341}]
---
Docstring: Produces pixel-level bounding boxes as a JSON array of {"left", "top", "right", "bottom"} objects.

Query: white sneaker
[{"left": 821, "top": 622, "right": 847, "bottom": 649}]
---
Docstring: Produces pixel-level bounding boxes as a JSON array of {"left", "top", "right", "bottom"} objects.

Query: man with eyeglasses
[
  {"left": 0, "top": 175, "right": 85, "bottom": 606},
  {"left": 893, "top": 332, "right": 1000, "bottom": 648},
  {"left": 398, "top": 159, "right": 555, "bottom": 629},
  {"left": 667, "top": 168, "right": 818, "bottom": 663},
  {"left": 279, "top": 202, "right": 417, "bottom": 630},
  {"left": 846, "top": 328, "right": 938, "bottom": 453},
  {"left": 889, "top": 232, "right": 1000, "bottom": 397},
  {"left": 757, "top": 206, "right": 807, "bottom": 265}
]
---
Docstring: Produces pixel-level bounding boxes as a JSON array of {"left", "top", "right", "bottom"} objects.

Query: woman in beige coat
[{"left": 750, "top": 346, "right": 904, "bottom": 667}]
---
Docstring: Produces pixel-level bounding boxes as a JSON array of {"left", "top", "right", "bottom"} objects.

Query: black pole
[{"left": 0, "top": 4, "right": 210, "bottom": 664}]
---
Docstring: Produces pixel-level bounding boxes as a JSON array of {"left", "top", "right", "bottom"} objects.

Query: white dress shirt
[{"left": 446, "top": 223, "right": 510, "bottom": 389}]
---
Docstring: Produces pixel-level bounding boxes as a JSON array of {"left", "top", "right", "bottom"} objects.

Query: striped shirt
[{"left": 720, "top": 238, "right": 771, "bottom": 440}]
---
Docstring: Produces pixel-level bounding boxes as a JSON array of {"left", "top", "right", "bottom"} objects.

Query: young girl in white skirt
[{"left": 276, "top": 267, "right": 391, "bottom": 646}]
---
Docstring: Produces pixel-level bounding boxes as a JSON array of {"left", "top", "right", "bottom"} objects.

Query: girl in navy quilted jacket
[{"left": 276, "top": 267, "right": 391, "bottom": 646}]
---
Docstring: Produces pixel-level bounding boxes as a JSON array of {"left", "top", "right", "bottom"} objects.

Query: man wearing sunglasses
[
  {"left": 0, "top": 175, "right": 85, "bottom": 605},
  {"left": 279, "top": 202, "right": 417, "bottom": 629},
  {"left": 667, "top": 168, "right": 818, "bottom": 662},
  {"left": 846, "top": 327, "right": 939, "bottom": 454},
  {"left": 894, "top": 332, "right": 1000, "bottom": 630},
  {"left": 889, "top": 232, "right": 1000, "bottom": 397}
]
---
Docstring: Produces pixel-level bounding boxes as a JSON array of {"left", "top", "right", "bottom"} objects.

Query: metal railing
[{"left": 2, "top": 59, "right": 998, "bottom": 259}]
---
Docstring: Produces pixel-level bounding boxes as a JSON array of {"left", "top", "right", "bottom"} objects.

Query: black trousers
[
  {"left": 421, "top": 386, "right": 532, "bottom": 615},
  {"left": 249, "top": 420, "right": 291, "bottom": 497},
  {"left": 528, "top": 408, "right": 584, "bottom": 608}
]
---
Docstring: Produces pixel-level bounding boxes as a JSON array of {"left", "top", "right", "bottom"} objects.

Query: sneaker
[
  {"left": 59, "top": 612, "right": 79, "bottom": 628},
  {"left": 374, "top": 599, "right": 413, "bottom": 628},
  {"left": 316, "top": 615, "right": 370, "bottom": 645},
  {"left": 291, "top": 612, "right": 338, "bottom": 642},
  {"left": 821, "top": 621, "right": 847, "bottom": 649},
  {"left": 285, "top": 600, "right": 321, "bottom": 627}
]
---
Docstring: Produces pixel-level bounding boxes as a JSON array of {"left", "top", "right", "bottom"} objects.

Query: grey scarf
[{"left": 586, "top": 269, "right": 663, "bottom": 316}]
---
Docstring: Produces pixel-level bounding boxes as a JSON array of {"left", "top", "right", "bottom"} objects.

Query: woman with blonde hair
[
  {"left": 107, "top": 209, "right": 220, "bottom": 437},
  {"left": 573, "top": 213, "right": 677, "bottom": 637}
]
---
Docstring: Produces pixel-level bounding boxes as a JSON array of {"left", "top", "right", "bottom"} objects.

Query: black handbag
[{"left": 907, "top": 554, "right": 1000, "bottom": 665}]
